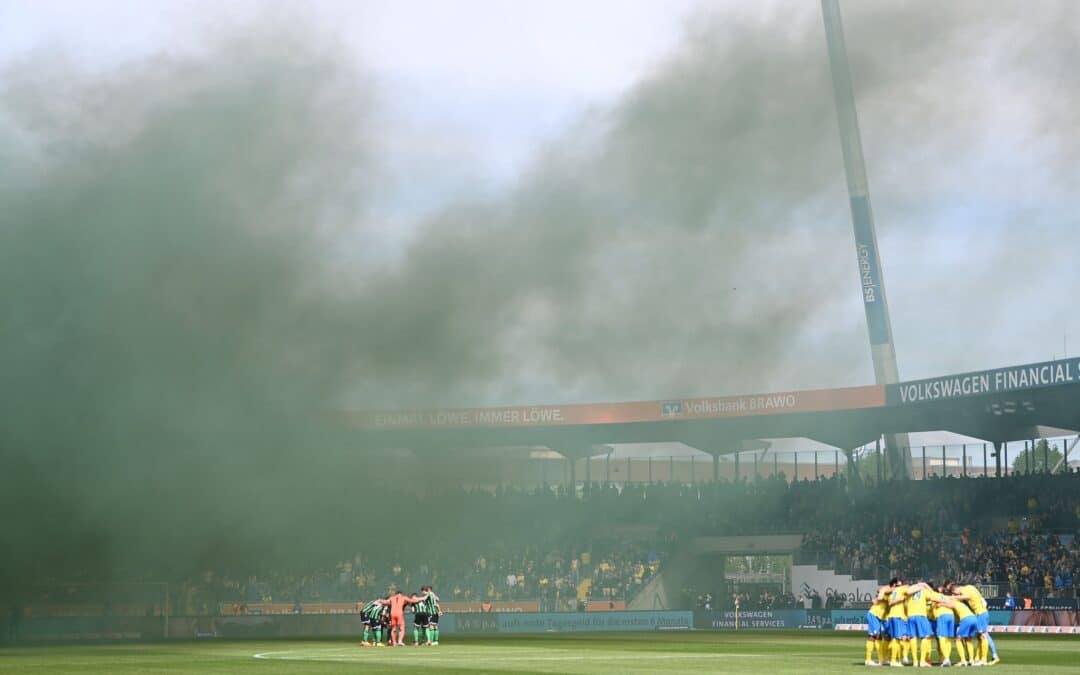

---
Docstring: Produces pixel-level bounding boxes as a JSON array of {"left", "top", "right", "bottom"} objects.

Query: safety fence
[
  {"left": 694, "top": 608, "right": 1080, "bottom": 632},
  {"left": 10, "top": 607, "right": 1080, "bottom": 644},
  {"left": 4, "top": 611, "right": 693, "bottom": 643},
  {"left": 512, "top": 437, "right": 1078, "bottom": 486}
]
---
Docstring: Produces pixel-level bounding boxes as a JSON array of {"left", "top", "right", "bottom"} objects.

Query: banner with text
[
  {"left": 836, "top": 609, "right": 1080, "bottom": 634},
  {"left": 889, "top": 358, "right": 1080, "bottom": 405},
  {"left": 352, "top": 386, "right": 885, "bottom": 430},
  {"left": 830, "top": 609, "right": 870, "bottom": 626},
  {"left": 496, "top": 611, "right": 692, "bottom": 633},
  {"left": 439, "top": 601, "right": 539, "bottom": 613},
  {"left": 16, "top": 616, "right": 164, "bottom": 643},
  {"left": 850, "top": 195, "right": 891, "bottom": 346},
  {"left": 695, "top": 609, "right": 808, "bottom": 630}
]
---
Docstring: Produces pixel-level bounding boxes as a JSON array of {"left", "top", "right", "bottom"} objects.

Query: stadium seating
[{"left": 24, "top": 471, "right": 1080, "bottom": 616}]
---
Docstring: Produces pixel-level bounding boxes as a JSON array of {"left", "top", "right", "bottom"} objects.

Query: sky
[
  {"left": 2, "top": 0, "right": 1079, "bottom": 410},
  {"left": 0, "top": 0, "right": 701, "bottom": 220}
]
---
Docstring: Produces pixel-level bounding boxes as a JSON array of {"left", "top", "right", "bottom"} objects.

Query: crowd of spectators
[
  {"left": 52, "top": 468, "right": 1080, "bottom": 615},
  {"left": 740, "top": 588, "right": 802, "bottom": 610},
  {"left": 797, "top": 471, "right": 1080, "bottom": 597},
  {"left": 180, "top": 483, "right": 667, "bottom": 614}
]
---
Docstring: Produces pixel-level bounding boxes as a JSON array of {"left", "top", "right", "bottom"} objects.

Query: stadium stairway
[
  {"left": 576, "top": 578, "right": 593, "bottom": 602},
  {"left": 626, "top": 549, "right": 715, "bottom": 611},
  {"left": 790, "top": 564, "right": 880, "bottom": 603}
]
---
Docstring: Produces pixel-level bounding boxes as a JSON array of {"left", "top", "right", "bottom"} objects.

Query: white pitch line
[
  {"left": 253, "top": 650, "right": 301, "bottom": 659},
  {"left": 253, "top": 649, "right": 765, "bottom": 663}
]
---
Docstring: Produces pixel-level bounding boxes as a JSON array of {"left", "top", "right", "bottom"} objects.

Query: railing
[
  {"left": 725, "top": 572, "right": 787, "bottom": 584},
  {"left": 495, "top": 436, "right": 1078, "bottom": 487}
]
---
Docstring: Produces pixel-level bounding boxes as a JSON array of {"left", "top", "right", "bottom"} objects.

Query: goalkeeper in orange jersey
[{"left": 385, "top": 590, "right": 423, "bottom": 647}]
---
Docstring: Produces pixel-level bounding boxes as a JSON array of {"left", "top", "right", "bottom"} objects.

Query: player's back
[
  {"left": 957, "top": 585, "right": 987, "bottom": 615},
  {"left": 924, "top": 589, "right": 946, "bottom": 620},
  {"left": 869, "top": 589, "right": 889, "bottom": 619},
  {"left": 421, "top": 591, "right": 439, "bottom": 615},
  {"left": 886, "top": 586, "right": 908, "bottom": 619},
  {"left": 950, "top": 596, "right": 974, "bottom": 620},
  {"left": 388, "top": 593, "right": 406, "bottom": 613},
  {"left": 905, "top": 588, "right": 928, "bottom": 617}
]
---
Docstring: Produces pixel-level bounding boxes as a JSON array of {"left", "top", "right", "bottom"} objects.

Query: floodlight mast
[{"left": 821, "top": 0, "right": 913, "bottom": 479}]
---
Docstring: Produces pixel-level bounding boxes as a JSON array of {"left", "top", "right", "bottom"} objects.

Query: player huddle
[
  {"left": 864, "top": 578, "right": 1001, "bottom": 667},
  {"left": 359, "top": 585, "right": 441, "bottom": 647}
]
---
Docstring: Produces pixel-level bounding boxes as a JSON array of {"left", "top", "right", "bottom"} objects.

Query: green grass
[{"left": 1, "top": 632, "right": 1078, "bottom": 673}]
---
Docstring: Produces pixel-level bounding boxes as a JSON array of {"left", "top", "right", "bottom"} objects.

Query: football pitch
[{"left": 1, "top": 632, "right": 1078, "bottom": 674}]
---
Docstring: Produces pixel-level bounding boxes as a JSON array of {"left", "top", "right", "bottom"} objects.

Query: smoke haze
[
  {"left": 1, "top": 0, "right": 1079, "bottom": 587},
  {"left": 0, "top": 22, "right": 379, "bottom": 587},
  {"left": 350, "top": 0, "right": 1080, "bottom": 406}
]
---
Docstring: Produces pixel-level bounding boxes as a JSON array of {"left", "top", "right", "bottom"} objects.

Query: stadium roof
[{"left": 345, "top": 357, "right": 1080, "bottom": 455}]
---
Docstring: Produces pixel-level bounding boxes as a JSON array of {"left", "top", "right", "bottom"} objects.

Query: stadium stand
[{"left": 21, "top": 470, "right": 1080, "bottom": 618}]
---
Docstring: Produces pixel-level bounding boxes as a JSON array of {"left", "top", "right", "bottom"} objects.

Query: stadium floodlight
[{"left": 821, "top": 0, "right": 912, "bottom": 478}]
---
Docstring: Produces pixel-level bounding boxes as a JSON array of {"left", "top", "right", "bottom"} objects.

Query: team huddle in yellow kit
[{"left": 864, "top": 578, "right": 1001, "bottom": 667}]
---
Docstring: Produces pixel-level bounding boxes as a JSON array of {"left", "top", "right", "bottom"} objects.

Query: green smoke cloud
[{"left": 2, "top": 1, "right": 1079, "bottom": 593}]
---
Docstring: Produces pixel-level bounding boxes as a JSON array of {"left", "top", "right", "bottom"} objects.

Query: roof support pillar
[{"left": 550, "top": 444, "right": 611, "bottom": 494}]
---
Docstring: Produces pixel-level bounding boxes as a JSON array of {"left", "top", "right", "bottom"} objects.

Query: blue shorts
[
  {"left": 975, "top": 612, "right": 989, "bottom": 633},
  {"left": 935, "top": 614, "right": 955, "bottom": 639},
  {"left": 908, "top": 616, "right": 932, "bottom": 638},
  {"left": 956, "top": 616, "right": 979, "bottom": 639},
  {"left": 866, "top": 613, "right": 884, "bottom": 638},
  {"left": 887, "top": 617, "right": 908, "bottom": 639}
]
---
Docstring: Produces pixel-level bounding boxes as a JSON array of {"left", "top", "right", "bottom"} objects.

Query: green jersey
[
  {"left": 418, "top": 591, "right": 440, "bottom": 615},
  {"left": 362, "top": 600, "right": 384, "bottom": 620}
]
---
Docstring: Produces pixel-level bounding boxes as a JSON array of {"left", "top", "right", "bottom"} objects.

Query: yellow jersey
[
  {"left": 869, "top": 588, "right": 889, "bottom": 619},
  {"left": 905, "top": 587, "right": 929, "bottom": 617},
  {"left": 951, "top": 598, "right": 974, "bottom": 620},
  {"left": 886, "top": 586, "right": 908, "bottom": 619},
  {"left": 956, "top": 585, "right": 987, "bottom": 615},
  {"left": 924, "top": 589, "right": 948, "bottom": 620}
]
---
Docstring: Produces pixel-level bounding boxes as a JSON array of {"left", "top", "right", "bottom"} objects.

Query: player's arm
[
  {"left": 906, "top": 582, "right": 929, "bottom": 595},
  {"left": 951, "top": 588, "right": 973, "bottom": 601},
  {"left": 888, "top": 588, "right": 907, "bottom": 606}
]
